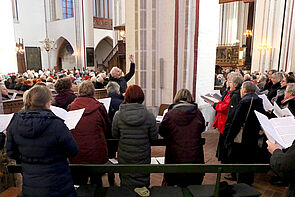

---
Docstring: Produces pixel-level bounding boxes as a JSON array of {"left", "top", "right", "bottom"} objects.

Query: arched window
[{"left": 62, "top": 0, "right": 74, "bottom": 19}]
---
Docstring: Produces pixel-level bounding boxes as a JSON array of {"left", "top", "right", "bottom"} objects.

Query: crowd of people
[{"left": 1, "top": 65, "right": 295, "bottom": 196}]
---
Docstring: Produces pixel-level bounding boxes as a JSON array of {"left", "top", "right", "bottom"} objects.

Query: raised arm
[{"left": 124, "top": 55, "right": 135, "bottom": 82}]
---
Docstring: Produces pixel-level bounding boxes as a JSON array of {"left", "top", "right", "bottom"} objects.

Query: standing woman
[
  {"left": 6, "top": 86, "right": 78, "bottom": 197},
  {"left": 159, "top": 89, "right": 205, "bottom": 187},
  {"left": 68, "top": 80, "right": 111, "bottom": 186},
  {"left": 112, "top": 85, "right": 158, "bottom": 189}
]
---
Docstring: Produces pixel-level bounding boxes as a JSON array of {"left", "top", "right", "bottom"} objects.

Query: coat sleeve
[
  {"left": 270, "top": 143, "right": 295, "bottom": 181},
  {"left": 56, "top": 121, "right": 79, "bottom": 158},
  {"left": 112, "top": 112, "right": 120, "bottom": 139},
  {"left": 6, "top": 115, "right": 20, "bottom": 161},
  {"left": 123, "top": 63, "right": 135, "bottom": 82},
  {"left": 213, "top": 95, "right": 231, "bottom": 113},
  {"left": 148, "top": 113, "right": 158, "bottom": 141},
  {"left": 0, "top": 133, "right": 6, "bottom": 150}
]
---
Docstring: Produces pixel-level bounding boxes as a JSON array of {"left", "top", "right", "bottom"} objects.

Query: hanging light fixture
[{"left": 243, "top": 29, "right": 253, "bottom": 37}]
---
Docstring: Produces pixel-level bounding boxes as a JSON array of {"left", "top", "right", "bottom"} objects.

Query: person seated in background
[
  {"left": 52, "top": 77, "right": 76, "bottom": 110},
  {"left": 94, "top": 76, "right": 105, "bottom": 89},
  {"left": 159, "top": 89, "right": 205, "bottom": 187},
  {"left": 280, "top": 83, "right": 295, "bottom": 116},
  {"left": 112, "top": 85, "right": 158, "bottom": 189},
  {"left": 257, "top": 75, "right": 267, "bottom": 90},
  {"left": 106, "top": 81, "right": 123, "bottom": 186},
  {"left": 4, "top": 77, "right": 12, "bottom": 89},
  {"left": 14, "top": 78, "right": 25, "bottom": 91},
  {"left": 1, "top": 84, "right": 10, "bottom": 100},
  {"left": 6, "top": 86, "right": 78, "bottom": 197},
  {"left": 264, "top": 70, "right": 277, "bottom": 91},
  {"left": 274, "top": 76, "right": 295, "bottom": 105},
  {"left": 21, "top": 79, "right": 33, "bottom": 91},
  {"left": 267, "top": 140, "right": 295, "bottom": 196},
  {"left": 109, "top": 55, "right": 135, "bottom": 94},
  {"left": 46, "top": 77, "right": 54, "bottom": 90},
  {"left": 68, "top": 81, "right": 110, "bottom": 186},
  {"left": 8, "top": 75, "right": 17, "bottom": 89},
  {"left": 243, "top": 74, "right": 251, "bottom": 81},
  {"left": 267, "top": 72, "right": 283, "bottom": 102}
]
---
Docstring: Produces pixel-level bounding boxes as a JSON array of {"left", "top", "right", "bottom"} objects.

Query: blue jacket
[{"left": 6, "top": 109, "right": 78, "bottom": 197}]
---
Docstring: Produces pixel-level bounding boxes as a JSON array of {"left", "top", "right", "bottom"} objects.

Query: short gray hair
[
  {"left": 106, "top": 81, "right": 120, "bottom": 94},
  {"left": 242, "top": 81, "right": 256, "bottom": 94},
  {"left": 232, "top": 76, "right": 243, "bottom": 89},
  {"left": 286, "top": 83, "right": 295, "bottom": 96},
  {"left": 110, "top": 67, "right": 119, "bottom": 76},
  {"left": 272, "top": 72, "right": 284, "bottom": 82}
]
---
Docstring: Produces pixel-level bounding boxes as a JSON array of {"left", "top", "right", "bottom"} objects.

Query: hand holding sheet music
[
  {"left": 273, "top": 102, "right": 294, "bottom": 118},
  {"left": 258, "top": 94, "right": 274, "bottom": 112}
]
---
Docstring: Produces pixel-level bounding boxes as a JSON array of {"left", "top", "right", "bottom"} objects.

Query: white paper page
[
  {"left": 64, "top": 108, "right": 85, "bottom": 130},
  {"left": 11, "top": 92, "right": 17, "bottom": 100},
  {"left": 151, "top": 157, "right": 159, "bottom": 164},
  {"left": 270, "top": 116, "right": 295, "bottom": 127},
  {"left": 163, "top": 109, "right": 168, "bottom": 116},
  {"left": 0, "top": 114, "right": 14, "bottom": 132},
  {"left": 282, "top": 108, "right": 294, "bottom": 117},
  {"left": 273, "top": 102, "right": 284, "bottom": 118},
  {"left": 254, "top": 111, "right": 283, "bottom": 145},
  {"left": 156, "top": 115, "right": 163, "bottom": 122},
  {"left": 201, "top": 95, "right": 220, "bottom": 103},
  {"left": 109, "top": 158, "right": 118, "bottom": 164},
  {"left": 210, "top": 90, "right": 221, "bottom": 97},
  {"left": 258, "top": 94, "right": 274, "bottom": 111},
  {"left": 151, "top": 157, "right": 165, "bottom": 164},
  {"left": 270, "top": 116, "right": 295, "bottom": 148},
  {"left": 50, "top": 106, "right": 67, "bottom": 120},
  {"left": 98, "top": 98, "right": 111, "bottom": 113}
]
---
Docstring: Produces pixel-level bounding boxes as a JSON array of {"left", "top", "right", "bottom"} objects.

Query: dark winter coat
[
  {"left": 68, "top": 97, "right": 110, "bottom": 164},
  {"left": 108, "top": 93, "right": 124, "bottom": 122},
  {"left": 53, "top": 90, "right": 77, "bottom": 110},
  {"left": 6, "top": 110, "right": 78, "bottom": 197},
  {"left": 217, "top": 88, "right": 241, "bottom": 162},
  {"left": 267, "top": 82, "right": 281, "bottom": 102},
  {"left": 109, "top": 63, "right": 135, "bottom": 94},
  {"left": 270, "top": 140, "right": 295, "bottom": 197},
  {"left": 225, "top": 93, "right": 269, "bottom": 163},
  {"left": 280, "top": 97, "right": 295, "bottom": 116},
  {"left": 159, "top": 101, "right": 205, "bottom": 187},
  {"left": 0, "top": 133, "right": 5, "bottom": 150},
  {"left": 112, "top": 103, "right": 158, "bottom": 188},
  {"left": 264, "top": 78, "right": 273, "bottom": 91}
]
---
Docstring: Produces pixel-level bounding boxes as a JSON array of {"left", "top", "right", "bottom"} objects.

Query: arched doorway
[
  {"left": 95, "top": 37, "right": 113, "bottom": 72},
  {"left": 56, "top": 37, "right": 75, "bottom": 70}
]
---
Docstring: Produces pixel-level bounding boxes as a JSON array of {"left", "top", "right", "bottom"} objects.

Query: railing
[
  {"left": 93, "top": 17, "right": 112, "bottom": 30},
  {"left": 102, "top": 40, "right": 126, "bottom": 67}
]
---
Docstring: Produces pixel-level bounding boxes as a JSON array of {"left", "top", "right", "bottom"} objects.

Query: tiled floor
[{"left": 1, "top": 128, "right": 288, "bottom": 197}]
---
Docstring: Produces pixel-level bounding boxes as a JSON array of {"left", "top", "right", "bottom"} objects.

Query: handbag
[{"left": 234, "top": 97, "right": 253, "bottom": 143}]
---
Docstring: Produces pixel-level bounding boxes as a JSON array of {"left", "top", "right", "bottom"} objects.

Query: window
[
  {"left": 12, "top": 0, "right": 19, "bottom": 22},
  {"left": 93, "top": 0, "right": 112, "bottom": 19},
  {"left": 62, "top": 0, "right": 74, "bottom": 19}
]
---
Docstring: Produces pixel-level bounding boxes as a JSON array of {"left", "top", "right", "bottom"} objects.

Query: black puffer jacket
[
  {"left": 112, "top": 103, "right": 158, "bottom": 188},
  {"left": 109, "top": 63, "right": 135, "bottom": 94},
  {"left": 6, "top": 110, "right": 78, "bottom": 197}
]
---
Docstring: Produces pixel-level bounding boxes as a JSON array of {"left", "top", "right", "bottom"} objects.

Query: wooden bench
[
  {"left": 94, "top": 89, "right": 107, "bottom": 99},
  {"left": 8, "top": 163, "right": 270, "bottom": 197},
  {"left": 2, "top": 99, "right": 24, "bottom": 114}
]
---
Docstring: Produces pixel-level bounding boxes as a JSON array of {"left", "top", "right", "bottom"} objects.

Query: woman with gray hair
[
  {"left": 280, "top": 83, "right": 295, "bottom": 116},
  {"left": 267, "top": 72, "right": 284, "bottom": 101}
]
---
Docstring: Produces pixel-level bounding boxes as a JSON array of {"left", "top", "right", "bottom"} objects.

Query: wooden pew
[
  {"left": 94, "top": 89, "right": 107, "bottom": 99},
  {"left": 2, "top": 99, "right": 24, "bottom": 114},
  {"left": 8, "top": 163, "right": 269, "bottom": 197}
]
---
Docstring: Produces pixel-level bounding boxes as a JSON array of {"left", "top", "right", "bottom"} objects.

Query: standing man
[{"left": 109, "top": 55, "right": 135, "bottom": 94}]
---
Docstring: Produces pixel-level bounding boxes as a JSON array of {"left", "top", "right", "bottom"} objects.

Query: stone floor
[{"left": 0, "top": 128, "right": 288, "bottom": 197}]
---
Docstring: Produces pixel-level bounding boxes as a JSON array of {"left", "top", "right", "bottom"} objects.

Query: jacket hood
[
  {"left": 241, "top": 93, "right": 261, "bottom": 104},
  {"left": 169, "top": 102, "right": 199, "bottom": 126},
  {"left": 55, "top": 90, "right": 74, "bottom": 107},
  {"left": 69, "top": 97, "right": 101, "bottom": 115},
  {"left": 13, "top": 110, "right": 59, "bottom": 138},
  {"left": 119, "top": 103, "right": 148, "bottom": 126}
]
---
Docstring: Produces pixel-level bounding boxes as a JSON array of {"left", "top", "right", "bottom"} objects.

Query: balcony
[{"left": 93, "top": 17, "right": 112, "bottom": 30}]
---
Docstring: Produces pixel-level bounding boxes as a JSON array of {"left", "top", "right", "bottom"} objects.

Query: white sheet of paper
[
  {"left": 64, "top": 108, "right": 85, "bottom": 130},
  {"left": 282, "top": 108, "right": 294, "bottom": 117},
  {"left": 11, "top": 92, "right": 17, "bottom": 100},
  {"left": 109, "top": 158, "right": 118, "bottom": 164},
  {"left": 156, "top": 115, "right": 163, "bottom": 122},
  {"left": 273, "top": 102, "right": 284, "bottom": 118},
  {"left": 255, "top": 111, "right": 293, "bottom": 149},
  {"left": 201, "top": 95, "right": 220, "bottom": 103},
  {"left": 50, "top": 106, "right": 67, "bottom": 120},
  {"left": 258, "top": 94, "right": 274, "bottom": 111},
  {"left": 151, "top": 157, "right": 165, "bottom": 164},
  {"left": 98, "top": 98, "right": 111, "bottom": 113},
  {"left": 0, "top": 114, "right": 14, "bottom": 132}
]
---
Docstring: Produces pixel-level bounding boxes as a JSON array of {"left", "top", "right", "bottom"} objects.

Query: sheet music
[
  {"left": 50, "top": 106, "right": 67, "bottom": 120},
  {"left": 0, "top": 114, "right": 14, "bottom": 132},
  {"left": 255, "top": 110, "right": 294, "bottom": 149},
  {"left": 258, "top": 94, "right": 274, "bottom": 111},
  {"left": 97, "top": 98, "right": 111, "bottom": 113},
  {"left": 11, "top": 92, "right": 17, "bottom": 100},
  {"left": 64, "top": 108, "right": 85, "bottom": 130},
  {"left": 273, "top": 102, "right": 284, "bottom": 118},
  {"left": 156, "top": 115, "right": 163, "bottom": 122},
  {"left": 201, "top": 95, "right": 220, "bottom": 103},
  {"left": 151, "top": 157, "right": 165, "bottom": 164},
  {"left": 282, "top": 108, "right": 294, "bottom": 117}
]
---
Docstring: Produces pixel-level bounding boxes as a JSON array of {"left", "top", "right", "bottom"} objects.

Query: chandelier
[{"left": 40, "top": 38, "right": 55, "bottom": 52}]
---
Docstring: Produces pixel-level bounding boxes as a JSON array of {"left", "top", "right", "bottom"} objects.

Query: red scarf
[{"left": 281, "top": 95, "right": 295, "bottom": 104}]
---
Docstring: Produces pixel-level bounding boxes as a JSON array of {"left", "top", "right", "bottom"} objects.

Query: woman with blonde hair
[
  {"left": 159, "top": 88, "right": 206, "bottom": 186},
  {"left": 6, "top": 86, "right": 78, "bottom": 197}
]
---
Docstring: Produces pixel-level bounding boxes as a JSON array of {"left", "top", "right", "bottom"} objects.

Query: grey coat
[{"left": 112, "top": 103, "right": 158, "bottom": 188}]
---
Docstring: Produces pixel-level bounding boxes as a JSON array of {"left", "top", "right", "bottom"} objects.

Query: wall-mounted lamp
[
  {"left": 72, "top": 51, "right": 79, "bottom": 56},
  {"left": 243, "top": 29, "right": 253, "bottom": 37},
  {"left": 119, "top": 30, "right": 126, "bottom": 40},
  {"left": 114, "top": 25, "right": 126, "bottom": 42},
  {"left": 257, "top": 43, "right": 272, "bottom": 51},
  {"left": 16, "top": 38, "right": 25, "bottom": 54}
]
